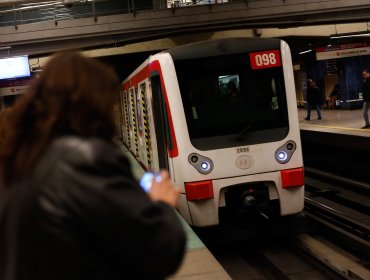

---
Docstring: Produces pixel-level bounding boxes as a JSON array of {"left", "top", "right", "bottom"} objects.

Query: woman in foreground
[{"left": 0, "top": 51, "right": 185, "bottom": 280}]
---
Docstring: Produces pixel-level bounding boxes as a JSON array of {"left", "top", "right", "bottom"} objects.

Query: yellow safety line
[{"left": 301, "top": 124, "right": 370, "bottom": 132}]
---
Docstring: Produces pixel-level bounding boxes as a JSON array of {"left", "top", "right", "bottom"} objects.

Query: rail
[{"left": 304, "top": 168, "right": 370, "bottom": 261}]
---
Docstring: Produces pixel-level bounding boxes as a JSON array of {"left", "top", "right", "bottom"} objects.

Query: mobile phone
[{"left": 139, "top": 172, "right": 161, "bottom": 192}]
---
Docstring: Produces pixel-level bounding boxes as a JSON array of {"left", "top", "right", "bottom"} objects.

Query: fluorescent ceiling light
[
  {"left": 330, "top": 32, "right": 370, "bottom": 39},
  {"left": 299, "top": 49, "right": 312, "bottom": 55}
]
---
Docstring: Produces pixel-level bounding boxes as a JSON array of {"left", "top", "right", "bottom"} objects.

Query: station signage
[
  {"left": 0, "top": 79, "right": 31, "bottom": 96},
  {"left": 316, "top": 43, "right": 370, "bottom": 60}
]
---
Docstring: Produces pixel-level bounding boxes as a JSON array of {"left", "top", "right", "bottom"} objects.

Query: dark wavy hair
[
  {"left": 0, "top": 50, "right": 120, "bottom": 186},
  {"left": 0, "top": 107, "right": 13, "bottom": 146}
]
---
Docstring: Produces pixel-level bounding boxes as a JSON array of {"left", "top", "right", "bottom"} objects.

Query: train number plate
[
  {"left": 249, "top": 50, "right": 281, "bottom": 69},
  {"left": 236, "top": 147, "right": 249, "bottom": 153}
]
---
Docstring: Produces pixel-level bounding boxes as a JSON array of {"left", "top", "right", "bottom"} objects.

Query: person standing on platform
[
  {"left": 0, "top": 51, "right": 186, "bottom": 280},
  {"left": 327, "top": 84, "right": 340, "bottom": 109},
  {"left": 361, "top": 69, "right": 370, "bottom": 128},
  {"left": 305, "top": 79, "right": 322, "bottom": 120}
]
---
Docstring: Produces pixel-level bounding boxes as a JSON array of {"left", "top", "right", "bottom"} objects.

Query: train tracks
[
  {"left": 206, "top": 233, "right": 358, "bottom": 280},
  {"left": 304, "top": 167, "right": 370, "bottom": 258},
  {"left": 302, "top": 166, "right": 370, "bottom": 279},
  {"left": 200, "top": 166, "right": 370, "bottom": 279},
  {"left": 204, "top": 227, "right": 370, "bottom": 279}
]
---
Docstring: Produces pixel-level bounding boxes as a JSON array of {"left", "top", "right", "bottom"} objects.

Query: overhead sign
[
  {"left": 0, "top": 85, "right": 30, "bottom": 96},
  {"left": 316, "top": 43, "right": 370, "bottom": 60},
  {"left": 0, "top": 79, "right": 31, "bottom": 96}
]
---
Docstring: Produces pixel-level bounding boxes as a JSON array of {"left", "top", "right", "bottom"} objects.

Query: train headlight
[
  {"left": 200, "top": 161, "right": 211, "bottom": 172},
  {"left": 275, "top": 140, "right": 296, "bottom": 164},
  {"left": 188, "top": 153, "right": 213, "bottom": 174},
  {"left": 277, "top": 151, "right": 288, "bottom": 161}
]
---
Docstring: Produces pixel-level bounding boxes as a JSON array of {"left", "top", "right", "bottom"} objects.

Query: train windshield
[{"left": 174, "top": 52, "right": 289, "bottom": 150}]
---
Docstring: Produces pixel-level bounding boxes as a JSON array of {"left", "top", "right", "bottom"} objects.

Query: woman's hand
[{"left": 148, "top": 170, "right": 181, "bottom": 208}]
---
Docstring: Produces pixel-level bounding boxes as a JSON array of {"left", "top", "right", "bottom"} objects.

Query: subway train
[{"left": 118, "top": 37, "right": 304, "bottom": 227}]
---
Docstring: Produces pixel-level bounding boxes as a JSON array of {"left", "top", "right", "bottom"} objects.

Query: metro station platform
[
  {"left": 298, "top": 107, "right": 370, "bottom": 137},
  {"left": 119, "top": 144, "right": 232, "bottom": 280}
]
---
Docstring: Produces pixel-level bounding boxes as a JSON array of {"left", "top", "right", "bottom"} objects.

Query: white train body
[{"left": 120, "top": 38, "right": 304, "bottom": 227}]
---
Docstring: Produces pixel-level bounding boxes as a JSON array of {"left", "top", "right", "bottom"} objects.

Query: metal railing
[
  {"left": 0, "top": 1, "right": 136, "bottom": 27},
  {"left": 0, "top": 0, "right": 240, "bottom": 28},
  {"left": 168, "top": 0, "right": 229, "bottom": 8}
]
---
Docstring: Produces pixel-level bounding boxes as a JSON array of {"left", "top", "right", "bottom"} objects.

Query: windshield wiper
[{"left": 228, "top": 122, "right": 254, "bottom": 142}]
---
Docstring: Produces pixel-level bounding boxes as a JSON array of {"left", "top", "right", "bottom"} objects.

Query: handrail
[{"left": 0, "top": 0, "right": 235, "bottom": 28}]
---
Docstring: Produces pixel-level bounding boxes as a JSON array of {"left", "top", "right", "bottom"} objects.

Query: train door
[{"left": 150, "top": 73, "right": 171, "bottom": 171}]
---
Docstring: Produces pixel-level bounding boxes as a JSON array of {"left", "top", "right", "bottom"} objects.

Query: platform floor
[{"left": 298, "top": 108, "right": 370, "bottom": 137}]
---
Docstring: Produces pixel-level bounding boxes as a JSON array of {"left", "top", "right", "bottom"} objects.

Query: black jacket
[
  {"left": 307, "top": 86, "right": 323, "bottom": 106},
  {"left": 363, "top": 77, "right": 370, "bottom": 102},
  {"left": 0, "top": 137, "right": 186, "bottom": 280}
]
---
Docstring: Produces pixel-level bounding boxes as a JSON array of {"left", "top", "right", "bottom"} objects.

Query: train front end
[{"left": 164, "top": 38, "right": 304, "bottom": 227}]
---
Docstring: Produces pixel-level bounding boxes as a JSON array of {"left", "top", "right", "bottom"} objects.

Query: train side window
[{"left": 150, "top": 74, "right": 170, "bottom": 170}]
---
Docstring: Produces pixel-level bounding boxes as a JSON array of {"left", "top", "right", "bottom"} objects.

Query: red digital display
[{"left": 249, "top": 50, "right": 281, "bottom": 70}]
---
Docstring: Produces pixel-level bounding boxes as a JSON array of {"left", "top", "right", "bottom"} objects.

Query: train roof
[{"left": 166, "top": 37, "right": 282, "bottom": 61}]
